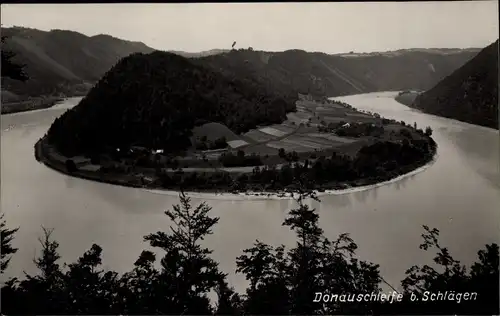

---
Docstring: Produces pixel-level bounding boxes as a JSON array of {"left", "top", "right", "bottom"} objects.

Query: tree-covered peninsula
[{"left": 38, "top": 50, "right": 437, "bottom": 194}]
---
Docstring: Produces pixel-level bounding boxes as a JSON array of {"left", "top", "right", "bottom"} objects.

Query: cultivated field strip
[
  {"left": 244, "top": 144, "right": 280, "bottom": 155},
  {"left": 244, "top": 130, "right": 277, "bottom": 142},
  {"left": 316, "top": 104, "right": 346, "bottom": 110},
  {"left": 227, "top": 140, "right": 248, "bottom": 148},
  {"left": 345, "top": 112, "right": 373, "bottom": 118},
  {"left": 292, "top": 135, "right": 335, "bottom": 146},
  {"left": 281, "top": 138, "right": 325, "bottom": 150},
  {"left": 305, "top": 133, "right": 358, "bottom": 143},
  {"left": 266, "top": 141, "right": 312, "bottom": 152},
  {"left": 315, "top": 108, "right": 347, "bottom": 116},
  {"left": 258, "top": 127, "right": 288, "bottom": 137},
  {"left": 271, "top": 124, "right": 295, "bottom": 133},
  {"left": 323, "top": 116, "right": 348, "bottom": 123},
  {"left": 295, "top": 112, "right": 312, "bottom": 119}
]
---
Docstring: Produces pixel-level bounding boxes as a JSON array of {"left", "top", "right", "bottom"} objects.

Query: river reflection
[
  {"left": 1, "top": 93, "right": 499, "bottom": 294},
  {"left": 441, "top": 126, "right": 499, "bottom": 188}
]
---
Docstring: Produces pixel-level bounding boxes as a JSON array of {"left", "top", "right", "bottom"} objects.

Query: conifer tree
[
  {"left": 143, "top": 191, "right": 227, "bottom": 314},
  {"left": 237, "top": 190, "right": 382, "bottom": 315},
  {"left": 1, "top": 213, "right": 19, "bottom": 273}
]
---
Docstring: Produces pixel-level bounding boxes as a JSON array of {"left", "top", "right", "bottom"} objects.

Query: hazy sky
[{"left": 1, "top": 2, "right": 498, "bottom": 53}]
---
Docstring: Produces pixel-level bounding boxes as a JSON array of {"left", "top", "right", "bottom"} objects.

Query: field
[
  {"left": 203, "top": 99, "right": 378, "bottom": 156},
  {"left": 269, "top": 124, "right": 295, "bottom": 133},
  {"left": 166, "top": 97, "right": 403, "bottom": 169},
  {"left": 243, "top": 144, "right": 280, "bottom": 156},
  {"left": 227, "top": 140, "right": 248, "bottom": 148},
  {"left": 243, "top": 130, "right": 277, "bottom": 142},
  {"left": 258, "top": 126, "right": 288, "bottom": 137},
  {"left": 50, "top": 96, "right": 424, "bottom": 179},
  {"left": 304, "top": 133, "right": 358, "bottom": 143}
]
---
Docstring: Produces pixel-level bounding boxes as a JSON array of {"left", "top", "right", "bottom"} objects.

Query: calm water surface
[{"left": 1, "top": 92, "right": 499, "bottom": 293}]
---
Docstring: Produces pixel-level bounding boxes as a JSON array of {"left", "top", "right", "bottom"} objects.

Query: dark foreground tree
[
  {"left": 236, "top": 191, "right": 381, "bottom": 314},
  {"left": 2, "top": 227, "right": 67, "bottom": 314},
  {"left": 375, "top": 225, "right": 499, "bottom": 315},
  {"left": 1, "top": 213, "right": 19, "bottom": 273},
  {"left": 1, "top": 227, "right": 123, "bottom": 314},
  {"left": 1, "top": 192, "right": 230, "bottom": 315},
  {"left": 399, "top": 226, "right": 499, "bottom": 315},
  {"left": 1, "top": 193, "right": 498, "bottom": 315},
  {"left": 122, "top": 191, "right": 229, "bottom": 314}
]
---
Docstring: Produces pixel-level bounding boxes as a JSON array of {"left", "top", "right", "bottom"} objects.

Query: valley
[
  {"left": 1, "top": 26, "right": 481, "bottom": 116},
  {"left": 1, "top": 2, "right": 499, "bottom": 315}
]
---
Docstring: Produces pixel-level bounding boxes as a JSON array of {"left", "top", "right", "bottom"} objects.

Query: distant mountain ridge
[
  {"left": 172, "top": 47, "right": 481, "bottom": 58},
  {"left": 1, "top": 26, "right": 155, "bottom": 99},
  {"left": 332, "top": 47, "right": 481, "bottom": 57},
  {"left": 195, "top": 47, "right": 480, "bottom": 98},
  {"left": 412, "top": 40, "right": 498, "bottom": 129},
  {"left": 0, "top": 26, "right": 483, "bottom": 102}
]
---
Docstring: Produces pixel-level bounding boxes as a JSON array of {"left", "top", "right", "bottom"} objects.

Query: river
[{"left": 1, "top": 92, "right": 499, "bottom": 293}]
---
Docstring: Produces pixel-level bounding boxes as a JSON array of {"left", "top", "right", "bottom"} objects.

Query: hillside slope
[
  {"left": 196, "top": 48, "right": 480, "bottom": 98},
  {"left": 46, "top": 51, "right": 296, "bottom": 157},
  {"left": 2, "top": 26, "right": 481, "bottom": 101},
  {"left": 412, "top": 40, "right": 498, "bottom": 129},
  {"left": 1, "top": 27, "right": 155, "bottom": 98}
]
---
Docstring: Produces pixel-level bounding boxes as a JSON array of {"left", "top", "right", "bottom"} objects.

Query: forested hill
[
  {"left": 412, "top": 40, "right": 499, "bottom": 129},
  {"left": 1, "top": 27, "right": 155, "bottom": 100},
  {"left": 196, "top": 47, "right": 480, "bottom": 97},
  {"left": 2, "top": 26, "right": 481, "bottom": 102},
  {"left": 47, "top": 51, "right": 296, "bottom": 157}
]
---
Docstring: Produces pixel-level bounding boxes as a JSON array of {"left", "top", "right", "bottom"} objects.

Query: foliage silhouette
[
  {"left": 375, "top": 225, "right": 499, "bottom": 315},
  {"left": 1, "top": 193, "right": 498, "bottom": 315},
  {"left": 46, "top": 51, "right": 295, "bottom": 158},
  {"left": 1, "top": 213, "right": 19, "bottom": 273},
  {"left": 236, "top": 191, "right": 381, "bottom": 314}
]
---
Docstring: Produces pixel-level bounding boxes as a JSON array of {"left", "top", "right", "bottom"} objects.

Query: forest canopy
[{"left": 47, "top": 51, "right": 296, "bottom": 157}]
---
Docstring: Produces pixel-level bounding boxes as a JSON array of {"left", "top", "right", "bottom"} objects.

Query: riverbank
[
  {"left": 145, "top": 155, "right": 438, "bottom": 201},
  {"left": 1, "top": 96, "right": 64, "bottom": 115},
  {"left": 35, "top": 135, "right": 438, "bottom": 200}
]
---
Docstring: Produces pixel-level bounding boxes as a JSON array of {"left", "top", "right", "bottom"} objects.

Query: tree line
[
  {"left": 1, "top": 189, "right": 498, "bottom": 315},
  {"left": 142, "top": 134, "right": 437, "bottom": 193}
]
